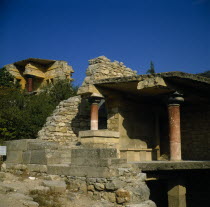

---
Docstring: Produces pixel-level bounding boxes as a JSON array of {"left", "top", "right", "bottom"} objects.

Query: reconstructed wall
[
  {"left": 181, "top": 104, "right": 210, "bottom": 160},
  {"left": 37, "top": 96, "right": 90, "bottom": 144}
]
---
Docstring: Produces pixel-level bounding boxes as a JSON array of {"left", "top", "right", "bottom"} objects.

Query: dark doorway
[{"left": 147, "top": 179, "right": 168, "bottom": 207}]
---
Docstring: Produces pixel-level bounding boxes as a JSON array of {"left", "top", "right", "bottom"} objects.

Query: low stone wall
[
  {"left": 3, "top": 141, "right": 156, "bottom": 207},
  {"left": 65, "top": 169, "right": 156, "bottom": 207}
]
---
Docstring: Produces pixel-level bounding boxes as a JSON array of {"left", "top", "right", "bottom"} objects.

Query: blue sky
[{"left": 0, "top": 0, "right": 209, "bottom": 85}]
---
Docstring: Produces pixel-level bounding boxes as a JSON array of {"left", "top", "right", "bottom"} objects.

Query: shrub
[{"left": 0, "top": 68, "right": 78, "bottom": 141}]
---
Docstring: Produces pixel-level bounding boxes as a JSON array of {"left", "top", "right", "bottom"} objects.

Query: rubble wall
[
  {"left": 181, "top": 104, "right": 210, "bottom": 160},
  {"left": 37, "top": 96, "right": 90, "bottom": 144},
  {"left": 84, "top": 56, "right": 137, "bottom": 84},
  {"left": 78, "top": 56, "right": 137, "bottom": 94}
]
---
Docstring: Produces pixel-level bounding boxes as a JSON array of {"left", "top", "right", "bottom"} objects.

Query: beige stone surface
[{"left": 4, "top": 58, "right": 74, "bottom": 91}]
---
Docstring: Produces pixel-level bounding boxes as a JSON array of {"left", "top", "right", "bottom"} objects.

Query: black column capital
[
  {"left": 168, "top": 91, "right": 184, "bottom": 105},
  {"left": 88, "top": 96, "right": 103, "bottom": 105}
]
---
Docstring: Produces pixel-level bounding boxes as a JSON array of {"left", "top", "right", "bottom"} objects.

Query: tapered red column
[
  {"left": 168, "top": 104, "right": 181, "bottom": 161},
  {"left": 27, "top": 77, "right": 33, "bottom": 92},
  {"left": 168, "top": 92, "right": 184, "bottom": 161},
  {"left": 89, "top": 96, "right": 102, "bottom": 130}
]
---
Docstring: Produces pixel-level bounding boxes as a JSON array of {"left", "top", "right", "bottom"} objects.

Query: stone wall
[
  {"left": 181, "top": 104, "right": 210, "bottom": 160},
  {"left": 5, "top": 59, "right": 74, "bottom": 91},
  {"left": 65, "top": 169, "right": 156, "bottom": 207},
  {"left": 78, "top": 56, "right": 137, "bottom": 94},
  {"left": 37, "top": 96, "right": 90, "bottom": 144},
  {"left": 3, "top": 141, "right": 157, "bottom": 207}
]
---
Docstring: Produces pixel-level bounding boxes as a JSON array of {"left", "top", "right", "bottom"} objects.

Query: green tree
[
  {"left": 198, "top": 70, "right": 210, "bottom": 78},
  {"left": 0, "top": 69, "right": 78, "bottom": 141},
  {"left": 146, "top": 61, "right": 155, "bottom": 74}
]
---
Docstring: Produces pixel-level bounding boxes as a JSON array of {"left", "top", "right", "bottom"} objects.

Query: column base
[{"left": 79, "top": 130, "right": 120, "bottom": 149}]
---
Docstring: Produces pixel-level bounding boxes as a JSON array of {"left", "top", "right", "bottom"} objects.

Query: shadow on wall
[{"left": 121, "top": 103, "right": 155, "bottom": 149}]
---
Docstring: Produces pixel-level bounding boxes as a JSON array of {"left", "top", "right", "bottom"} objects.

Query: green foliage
[
  {"left": 0, "top": 70, "right": 77, "bottom": 141},
  {"left": 47, "top": 79, "right": 78, "bottom": 105},
  {"left": 198, "top": 70, "right": 210, "bottom": 78},
  {"left": 146, "top": 61, "right": 155, "bottom": 74},
  {"left": 0, "top": 67, "right": 14, "bottom": 87}
]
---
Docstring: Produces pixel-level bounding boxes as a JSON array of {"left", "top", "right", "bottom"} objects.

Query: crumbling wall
[
  {"left": 78, "top": 56, "right": 137, "bottom": 94},
  {"left": 37, "top": 96, "right": 90, "bottom": 144},
  {"left": 181, "top": 104, "right": 210, "bottom": 160},
  {"left": 84, "top": 56, "right": 137, "bottom": 84}
]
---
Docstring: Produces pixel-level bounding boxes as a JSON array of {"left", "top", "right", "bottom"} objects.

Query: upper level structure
[
  {"left": 4, "top": 58, "right": 74, "bottom": 92},
  {"left": 77, "top": 56, "right": 210, "bottom": 162}
]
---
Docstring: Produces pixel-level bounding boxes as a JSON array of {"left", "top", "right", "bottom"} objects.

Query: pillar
[
  {"left": 168, "top": 92, "right": 184, "bottom": 161},
  {"left": 89, "top": 96, "right": 102, "bottom": 130},
  {"left": 27, "top": 75, "right": 34, "bottom": 92},
  {"left": 168, "top": 178, "right": 186, "bottom": 207}
]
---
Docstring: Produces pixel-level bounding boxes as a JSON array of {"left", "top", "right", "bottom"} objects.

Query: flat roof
[
  {"left": 94, "top": 72, "right": 210, "bottom": 85},
  {"left": 14, "top": 58, "right": 56, "bottom": 67},
  {"left": 94, "top": 72, "right": 210, "bottom": 98}
]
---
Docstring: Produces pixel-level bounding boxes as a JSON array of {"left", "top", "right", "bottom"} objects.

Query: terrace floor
[{"left": 131, "top": 160, "right": 210, "bottom": 171}]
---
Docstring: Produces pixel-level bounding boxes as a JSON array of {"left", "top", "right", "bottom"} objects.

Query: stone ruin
[
  {"left": 2, "top": 56, "right": 210, "bottom": 207},
  {"left": 4, "top": 58, "right": 74, "bottom": 92}
]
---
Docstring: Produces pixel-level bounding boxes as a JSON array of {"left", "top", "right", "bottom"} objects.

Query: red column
[
  {"left": 168, "top": 92, "right": 184, "bottom": 161},
  {"left": 89, "top": 96, "right": 102, "bottom": 130},
  {"left": 91, "top": 102, "right": 99, "bottom": 130},
  {"left": 27, "top": 77, "right": 33, "bottom": 92},
  {"left": 168, "top": 104, "right": 181, "bottom": 161}
]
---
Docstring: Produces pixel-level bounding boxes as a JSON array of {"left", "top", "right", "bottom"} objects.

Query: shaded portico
[{"left": 78, "top": 72, "right": 210, "bottom": 162}]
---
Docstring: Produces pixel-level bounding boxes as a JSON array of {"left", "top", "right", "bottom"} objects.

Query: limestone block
[
  {"left": 71, "top": 148, "right": 118, "bottom": 167},
  {"left": 137, "top": 76, "right": 167, "bottom": 90},
  {"left": 4, "top": 139, "right": 35, "bottom": 151},
  {"left": 68, "top": 166, "right": 116, "bottom": 178},
  {"left": 125, "top": 182, "right": 150, "bottom": 203},
  {"left": 94, "top": 183, "right": 105, "bottom": 191},
  {"left": 22, "top": 200, "right": 39, "bottom": 207},
  {"left": 88, "top": 185, "right": 95, "bottom": 192},
  {"left": 22, "top": 151, "right": 31, "bottom": 164},
  {"left": 28, "top": 141, "right": 58, "bottom": 150},
  {"left": 47, "top": 164, "right": 71, "bottom": 175},
  {"left": 28, "top": 164, "right": 47, "bottom": 173},
  {"left": 105, "top": 178, "right": 126, "bottom": 190},
  {"left": 116, "top": 188, "right": 131, "bottom": 204},
  {"left": 42, "top": 180, "right": 66, "bottom": 193},
  {"left": 6, "top": 150, "right": 23, "bottom": 164},
  {"left": 126, "top": 200, "right": 157, "bottom": 207},
  {"left": 30, "top": 150, "right": 47, "bottom": 164}
]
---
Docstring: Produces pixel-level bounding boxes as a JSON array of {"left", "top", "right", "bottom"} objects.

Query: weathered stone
[
  {"left": 28, "top": 164, "right": 47, "bottom": 173},
  {"left": 94, "top": 183, "right": 105, "bottom": 191},
  {"left": 87, "top": 178, "right": 97, "bottom": 184},
  {"left": 5, "top": 58, "right": 74, "bottom": 92},
  {"left": 30, "top": 150, "right": 47, "bottom": 164},
  {"left": 22, "top": 200, "right": 39, "bottom": 207},
  {"left": 4, "top": 139, "right": 35, "bottom": 151},
  {"left": 126, "top": 200, "right": 157, "bottom": 207},
  {"left": 87, "top": 185, "right": 95, "bottom": 192},
  {"left": 125, "top": 182, "right": 150, "bottom": 203},
  {"left": 116, "top": 188, "right": 131, "bottom": 204},
  {"left": 96, "top": 178, "right": 107, "bottom": 183},
  {"left": 105, "top": 178, "right": 125, "bottom": 191},
  {"left": 42, "top": 180, "right": 66, "bottom": 193},
  {"left": 6, "top": 150, "right": 23, "bottom": 164}
]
